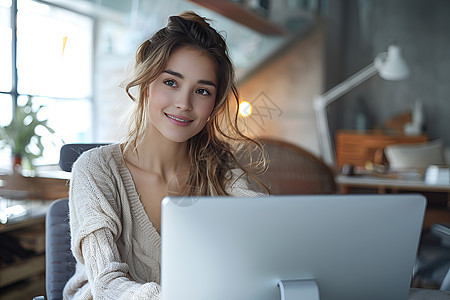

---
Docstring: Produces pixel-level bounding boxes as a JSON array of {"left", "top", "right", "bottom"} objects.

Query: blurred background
[
  {"left": 1, "top": 1, "right": 450, "bottom": 298},
  {"left": 1, "top": 0, "right": 449, "bottom": 172}
]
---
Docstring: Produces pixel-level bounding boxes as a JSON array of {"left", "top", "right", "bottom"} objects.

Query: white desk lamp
[{"left": 313, "top": 44, "right": 410, "bottom": 166}]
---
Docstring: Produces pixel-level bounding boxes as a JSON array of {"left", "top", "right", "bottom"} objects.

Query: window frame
[{"left": 1, "top": 0, "right": 96, "bottom": 167}]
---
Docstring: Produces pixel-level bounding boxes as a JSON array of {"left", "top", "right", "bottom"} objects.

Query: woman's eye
[
  {"left": 196, "top": 88, "right": 211, "bottom": 96},
  {"left": 164, "top": 79, "right": 177, "bottom": 87}
]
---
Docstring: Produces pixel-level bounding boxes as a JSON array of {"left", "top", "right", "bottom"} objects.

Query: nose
[{"left": 175, "top": 90, "right": 192, "bottom": 111}]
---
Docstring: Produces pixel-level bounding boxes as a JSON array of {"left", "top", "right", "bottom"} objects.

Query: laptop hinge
[{"left": 278, "top": 279, "right": 320, "bottom": 300}]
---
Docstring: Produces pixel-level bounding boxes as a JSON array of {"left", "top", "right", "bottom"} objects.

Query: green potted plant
[{"left": 0, "top": 98, "right": 55, "bottom": 170}]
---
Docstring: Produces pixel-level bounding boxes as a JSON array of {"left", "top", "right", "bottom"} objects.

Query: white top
[{"left": 63, "top": 143, "right": 263, "bottom": 300}]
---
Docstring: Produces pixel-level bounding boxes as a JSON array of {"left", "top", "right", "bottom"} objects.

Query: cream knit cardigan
[{"left": 63, "top": 143, "right": 264, "bottom": 300}]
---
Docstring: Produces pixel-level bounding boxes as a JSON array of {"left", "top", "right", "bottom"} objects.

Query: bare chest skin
[{"left": 125, "top": 161, "right": 188, "bottom": 234}]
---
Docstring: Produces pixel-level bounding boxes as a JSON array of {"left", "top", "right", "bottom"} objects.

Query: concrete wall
[
  {"left": 238, "top": 24, "right": 324, "bottom": 155},
  {"left": 326, "top": 0, "right": 450, "bottom": 147}
]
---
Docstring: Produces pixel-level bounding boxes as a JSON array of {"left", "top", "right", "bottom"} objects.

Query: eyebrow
[{"left": 163, "top": 69, "right": 217, "bottom": 88}]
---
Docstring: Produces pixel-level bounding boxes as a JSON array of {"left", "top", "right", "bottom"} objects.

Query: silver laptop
[{"left": 160, "top": 194, "right": 426, "bottom": 300}]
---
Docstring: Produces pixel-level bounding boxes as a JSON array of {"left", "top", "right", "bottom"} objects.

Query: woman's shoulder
[{"left": 69, "top": 144, "right": 124, "bottom": 206}]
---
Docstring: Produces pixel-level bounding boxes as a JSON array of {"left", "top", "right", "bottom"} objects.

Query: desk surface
[
  {"left": 409, "top": 288, "right": 450, "bottom": 299},
  {"left": 337, "top": 175, "right": 450, "bottom": 193},
  {"left": 337, "top": 174, "right": 450, "bottom": 228}
]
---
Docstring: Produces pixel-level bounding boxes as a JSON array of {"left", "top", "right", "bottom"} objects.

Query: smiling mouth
[{"left": 165, "top": 113, "right": 193, "bottom": 123}]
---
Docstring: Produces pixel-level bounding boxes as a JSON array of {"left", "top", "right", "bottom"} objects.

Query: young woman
[{"left": 63, "top": 11, "right": 267, "bottom": 299}]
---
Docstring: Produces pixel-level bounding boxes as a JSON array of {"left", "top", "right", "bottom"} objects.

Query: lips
[{"left": 165, "top": 113, "right": 193, "bottom": 126}]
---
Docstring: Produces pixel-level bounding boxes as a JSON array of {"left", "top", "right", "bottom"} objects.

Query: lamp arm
[
  {"left": 313, "top": 97, "right": 334, "bottom": 165},
  {"left": 313, "top": 62, "right": 378, "bottom": 166},
  {"left": 317, "top": 62, "right": 377, "bottom": 108}
]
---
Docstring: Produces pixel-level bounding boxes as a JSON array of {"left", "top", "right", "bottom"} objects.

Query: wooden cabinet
[
  {"left": 335, "top": 130, "right": 428, "bottom": 168},
  {"left": 0, "top": 173, "right": 69, "bottom": 299},
  {"left": 0, "top": 215, "right": 47, "bottom": 300}
]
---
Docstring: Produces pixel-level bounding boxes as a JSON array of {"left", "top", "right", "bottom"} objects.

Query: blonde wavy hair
[{"left": 121, "top": 11, "right": 268, "bottom": 195}]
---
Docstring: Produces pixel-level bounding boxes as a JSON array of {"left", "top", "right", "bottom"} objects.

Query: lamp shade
[{"left": 374, "top": 44, "right": 409, "bottom": 80}]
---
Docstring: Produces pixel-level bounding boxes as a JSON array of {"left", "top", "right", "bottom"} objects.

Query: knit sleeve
[
  {"left": 69, "top": 148, "right": 122, "bottom": 264},
  {"left": 68, "top": 148, "right": 161, "bottom": 299},
  {"left": 81, "top": 230, "right": 161, "bottom": 299}
]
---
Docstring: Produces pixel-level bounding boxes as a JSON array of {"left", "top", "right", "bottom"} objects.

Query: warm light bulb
[{"left": 239, "top": 101, "right": 252, "bottom": 117}]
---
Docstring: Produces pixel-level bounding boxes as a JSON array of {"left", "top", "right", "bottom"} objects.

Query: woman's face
[{"left": 148, "top": 46, "right": 217, "bottom": 143}]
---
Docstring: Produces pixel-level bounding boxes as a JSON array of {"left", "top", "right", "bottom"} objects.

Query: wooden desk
[
  {"left": 0, "top": 172, "right": 69, "bottom": 201},
  {"left": 335, "top": 130, "right": 428, "bottom": 168}
]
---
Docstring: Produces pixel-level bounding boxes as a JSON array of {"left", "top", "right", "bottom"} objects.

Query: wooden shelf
[
  {"left": 0, "top": 254, "right": 45, "bottom": 289},
  {"left": 0, "top": 173, "right": 67, "bottom": 299},
  {"left": 188, "top": 0, "right": 285, "bottom": 35},
  {"left": 0, "top": 273, "right": 45, "bottom": 300},
  {"left": 0, "top": 198, "right": 48, "bottom": 298}
]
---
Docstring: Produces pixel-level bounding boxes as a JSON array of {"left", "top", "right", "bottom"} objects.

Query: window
[
  {"left": 1, "top": 0, "right": 94, "bottom": 169},
  {"left": 0, "top": 0, "right": 12, "bottom": 93},
  {"left": 17, "top": 0, "right": 93, "bottom": 98},
  {"left": 0, "top": 94, "right": 12, "bottom": 126}
]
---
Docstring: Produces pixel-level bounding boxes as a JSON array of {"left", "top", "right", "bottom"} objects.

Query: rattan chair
[{"left": 243, "top": 137, "right": 337, "bottom": 195}]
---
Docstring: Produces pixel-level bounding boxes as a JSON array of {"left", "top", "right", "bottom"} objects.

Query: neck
[{"left": 124, "top": 131, "right": 190, "bottom": 182}]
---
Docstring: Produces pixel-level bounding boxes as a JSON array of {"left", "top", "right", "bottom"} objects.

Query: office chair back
[
  {"left": 45, "top": 198, "right": 74, "bottom": 300},
  {"left": 59, "top": 143, "right": 108, "bottom": 172}
]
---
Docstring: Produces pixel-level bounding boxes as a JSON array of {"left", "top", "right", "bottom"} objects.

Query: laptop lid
[{"left": 161, "top": 194, "right": 426, "bottom": 300}]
